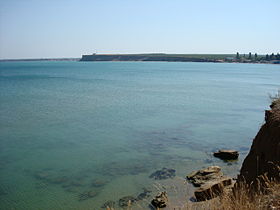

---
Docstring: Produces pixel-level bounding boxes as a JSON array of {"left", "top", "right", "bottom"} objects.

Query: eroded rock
[
  {"left": 194, "top": 177, "right": 232, "bottom": 201},
  {"left": 186, "top": 166, "right": 223, "bottom": 187},
  {"left": 151, "top": 191, "right": 168, "bottom": 208}
]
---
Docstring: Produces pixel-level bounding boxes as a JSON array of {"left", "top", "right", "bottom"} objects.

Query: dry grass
[{"left": 213, "top": 178, "right": 280, "bottom": 210}]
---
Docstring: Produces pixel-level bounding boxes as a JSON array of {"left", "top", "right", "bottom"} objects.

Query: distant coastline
[
  {"left": 80, "top": 53, "right": 280, "bottom": 64},
  {"left": 1, "top": 53, "right": 279, "bottom": 64}
]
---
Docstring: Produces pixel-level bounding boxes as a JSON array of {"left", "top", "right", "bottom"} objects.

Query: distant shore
[
  {"left": 80, "top": 53, "right": 280, "bottom": 64},
  {"left": 1, "top": 53, "right": 279, "bottom": 64}
]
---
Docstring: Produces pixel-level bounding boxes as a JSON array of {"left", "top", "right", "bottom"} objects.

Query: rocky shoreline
[
  {"left": 29, "top": 97, "right": 280, "bottom": 209},
  {"left": 99, "top": 97, "right": 280, "bottom": 209}
]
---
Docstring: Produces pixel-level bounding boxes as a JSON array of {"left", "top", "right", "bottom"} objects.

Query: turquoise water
[{"left": 0, "top": 61, "right": 279, "bottom": 209}]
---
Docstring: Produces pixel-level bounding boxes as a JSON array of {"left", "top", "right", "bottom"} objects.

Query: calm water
[{"left": 0, "top": 61, "right": 279, "bottom": 209}]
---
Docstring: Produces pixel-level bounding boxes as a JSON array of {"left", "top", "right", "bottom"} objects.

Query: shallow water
[{"left": 0, "top": 61, "right": 279, "bottom": 209}]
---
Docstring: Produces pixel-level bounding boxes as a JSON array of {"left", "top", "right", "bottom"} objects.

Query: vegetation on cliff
[{"left": 80, "top": 53, "right": 280, "bottom": 64}]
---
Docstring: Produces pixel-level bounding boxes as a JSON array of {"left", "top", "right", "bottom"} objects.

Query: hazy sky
[{"left": 0, "top": 0, "right": 279, "bottom": 59}]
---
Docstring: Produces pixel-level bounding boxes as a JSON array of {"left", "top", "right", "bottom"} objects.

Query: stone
[
  {"left": 194, "top": 177, "right": 232, "bottom": 201},
  {"left": 101, "top": 200, "right": 115, "bottom": 209},
  {"left": 118, "top": 196, "right": 137, "bottom": 207},
  {"left": 213, "top": 150, "right": 239, "bottom": 160},
  {"left": 149, "top": 168, "right": 176, "bottom": 180},
  {"left": 151, "top": 191, "right": 168, "bottom": 208},
  {"left": 186, "top": 166, "right": 223, "bottom": 187}
]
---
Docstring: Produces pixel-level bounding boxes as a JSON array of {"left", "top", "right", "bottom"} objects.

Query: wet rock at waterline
[
  {"left": 187, "top": 166, "right": 234, "bottom": 202},
  {"left": 118, "top": 196, "right": 137, "bottom": 207},
  {"left": 149, "top": 168, "right": 176, "bottom": 180},
  {"left": 186, "top": 166, "right": 223, "bottom": 187},
  {"left": 151, "top": 191, "right": 168, "bottom": 208},
  {"left": 194, "top": 177, "right": 233, "bottom": 201},
  {"left": 213, "top": 150, "right": 239, "bottom": 160}
]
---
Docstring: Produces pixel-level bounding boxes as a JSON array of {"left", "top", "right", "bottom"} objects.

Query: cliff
[
  {"left": 80, "top": 54, "right": 218, "bottom": 62},
  {"left": 238, "top": 98, "right": 280, "bottom": 185}
]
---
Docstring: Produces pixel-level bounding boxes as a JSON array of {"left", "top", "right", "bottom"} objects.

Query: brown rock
[
  {"left": 194, "top": 177, "right": 232, "bottom": 201},
  {"left": 186, "top": 166, "right": 223, "bottom": 187},
  {"left": 151, "top": 191, "right": 168, "bottom": 208},
  {"left": 213, "top": 150, "right": 239, "bottom": 160}
]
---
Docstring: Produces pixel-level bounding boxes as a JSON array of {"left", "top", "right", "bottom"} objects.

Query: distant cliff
[
  {"left": 80, "top": 53, "right": 280, "bottom": 64},
  {"left": 80, "top": 54, "right": 218, "bottom": 62},
  {"left": 238, "top": 97, "right": 280, "bottom": 185}
]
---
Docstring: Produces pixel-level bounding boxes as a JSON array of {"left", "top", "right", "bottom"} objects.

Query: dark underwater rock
[
  {"left": 149, "top": 168, "right": 176, "bottom": 180},
  {"left": 78, "top": 190, "right": 98, "bottom": 201}
]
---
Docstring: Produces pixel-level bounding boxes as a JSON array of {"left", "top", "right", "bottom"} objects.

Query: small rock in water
[
  {"left": 149, "top": 168, "right": 176, "bottom": 180},
  {"left": 118, "top": 196, "right": 137, "bottom": 207},
  {"left": 101, "top": 200, "right": 115, "bottom": 209},
  {"left": 213, "top": 150, "right": 239, "bottom": 160},
  {"left": 151, "top": 191, "right": 168, "bottom": 208}
]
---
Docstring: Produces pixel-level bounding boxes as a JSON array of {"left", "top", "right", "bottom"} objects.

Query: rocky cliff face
[{"left": 238, "top": 99, "right": 280, "bottom": 185}]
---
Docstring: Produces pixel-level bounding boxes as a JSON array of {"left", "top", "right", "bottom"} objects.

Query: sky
[{"left": 0, "top": 0, "right": 279, "bottom": 59}]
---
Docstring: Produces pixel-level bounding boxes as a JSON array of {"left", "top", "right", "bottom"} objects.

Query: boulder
[
  {"left": 151, "top": 191, "right": 168, "bottom": 208},
  {"left": 186, "top": 166, "right": 223, "bottom": 187},
  {"left": 149, "top": 168, "right": 176, "bottom": 180},
  {"left": 194, "top": 177, "right": 232, "bottom": 201},
  {"left": 213, "top": 150, "right": 239, "bottom": 160}
]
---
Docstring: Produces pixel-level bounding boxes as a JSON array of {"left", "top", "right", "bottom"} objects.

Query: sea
[{"left": 0, "top": 61, "right": 279, "bottom": 209}]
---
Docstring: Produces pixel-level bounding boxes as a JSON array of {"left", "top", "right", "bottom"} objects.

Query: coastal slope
[{"left": 238, "top": 98, "right": 280, "bottom": 184}]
